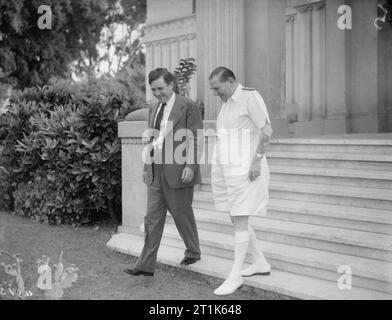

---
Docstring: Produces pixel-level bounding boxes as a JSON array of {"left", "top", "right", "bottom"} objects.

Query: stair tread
[
  {"left": 194, "top": 191, "right": 392, "bottom": 225},
  {"left": 107, "top": 233, "right": 392, "bottom": 300},
  {"left": 269, "top": 165, "right": 392, "bottom": 181},
  {"left": 187, "top": 207, "right": 392, "bottom": 251},
  {"left": 198, "top": 180, "right": 392, "bottom": 201},
  {"left": 270, "top": 136, "right": 392, "bottom": 145},
  {"left": 266, "top": 151, "right": 392, "bottom": 162},
  {"left": 269, "top": 181, "right": 392, "bottom": 201},
  {"left": 162, "top": 223, "right": 392, "bottom": 282}
]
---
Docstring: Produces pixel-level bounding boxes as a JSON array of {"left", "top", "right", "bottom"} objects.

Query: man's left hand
[
  {"left": 248, "top": 157, "right": 262, "bottom": 181},
  {"left": 181, "top": 167, "right": 194, "bottom": 183}
]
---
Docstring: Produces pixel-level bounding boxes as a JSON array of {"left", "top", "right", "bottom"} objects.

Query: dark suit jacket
[{"left": 143, "top": 94, "right": 203, "bottom": 189}]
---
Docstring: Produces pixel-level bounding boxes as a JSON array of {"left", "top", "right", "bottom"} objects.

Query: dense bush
[
  {"left": 0, "top": 99, "right": 40, "bottom": 210},
  {"left": 0, "top": 83, "right": 144, "bottom": 225}
]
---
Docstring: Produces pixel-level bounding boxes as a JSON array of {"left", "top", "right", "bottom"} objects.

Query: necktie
[
  {"left": 150, "top": 102, "right": 167, "bottom": 161},
  {"left": 154, "top": 102, "right": 167, "bottom": 131}
]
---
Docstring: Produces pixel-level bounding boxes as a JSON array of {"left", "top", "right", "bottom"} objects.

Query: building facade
[{"left": 143, "top": 0, "right": 392, "bottom": 136}]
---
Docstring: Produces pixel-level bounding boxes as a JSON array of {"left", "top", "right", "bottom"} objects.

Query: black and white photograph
[{"left": 0, "top": 0, "right": 392, "bottom": 308}]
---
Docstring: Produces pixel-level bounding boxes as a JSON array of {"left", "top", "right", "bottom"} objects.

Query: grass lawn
[{"left": 0, "top": 211, "right": 292, "bottom": 300}]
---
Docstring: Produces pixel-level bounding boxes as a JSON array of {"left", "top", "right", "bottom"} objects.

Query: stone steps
[
  {"left": 107, "top": 232, "right": 392, "bottom": 300},
  {"left": 269, "top": 181, "right": 392, "bottom": 211},
  {"left": 267, "top": 151, "right": 392, "bottom": 162},
  {"left": 193, "top": 197, "right": 392, "bottom": 235},
  {"left": 202, "top": 166, "right": 392, "bottom": 189},
  {"left": 268, "top": 157, "right": 392, "bottom": 171},
  {"left": 268, "top": 143, "right": 392, "bottom": 155},
  {"left": 269, "top": 165, "right": 392, "bottom": 190},
  {"left": 270, "top": 137, "right": 392, "bottom": 146},
  {"left": 161, "top": 223, "right": 392, "bottom": 294},
  {"left": 198, "top": 180, "right": 392, "bottom": 211},
  {"left": 108, "top": 136, "right": 392, "bottom": 299},
  {"left": 266, "top": 151, "right": 392, "bottom": 171},
  {"left": 170, "top": 208, "right": 392, "bottom": 261}
]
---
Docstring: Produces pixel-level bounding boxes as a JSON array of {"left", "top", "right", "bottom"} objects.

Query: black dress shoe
[
  {"left": 180, "top": 257, "right": 200, "bottom": 265},
  {"left": 124, "top": 268, "right": 154, "bottom": 276}
]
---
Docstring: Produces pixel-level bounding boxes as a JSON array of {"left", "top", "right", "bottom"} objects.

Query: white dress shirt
[{"left": 152, "top": 93, "right": 175, "bottom": 149}]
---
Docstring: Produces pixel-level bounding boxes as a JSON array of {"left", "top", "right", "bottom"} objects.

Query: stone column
[
  {"left": 243, "top": 0, "right": 288, "bottom": 136},
  {"left": 116, "top": 118, "right": 149, "bottom": 234},
  {"left": 266, "top": 0, "right": 286, "bottom": 120},
  {"left": 379, "top": 15, "right": 392, "bottom": 132},
  {"left": 197, "top": 0, "right": 245, "bottom": 120},
  {"left": 325, "top": 0, "right": 348, "bottom": 133},
  {"left": 145, "top": 43, "right": 154, "bottom": 101},
  {"left": 161, "top": 40, "right": 170, "bottom": 69},
  {"left": 348, "top": 0, "right": 379, "bottom": 133},
  {"left": 296, "top": 5, "right": 312, "bottom": 122},
  {"left": 286, "top": 14, "right": 295, "bottom": 105},
  {"left": 311, "top": 2, "right": 326, "bottom": 121}
]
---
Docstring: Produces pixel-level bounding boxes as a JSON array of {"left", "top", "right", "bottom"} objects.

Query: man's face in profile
[
  {"left": 150, "top": 76, "right": 174, "bottom": 103},
  {"left": 209, "top": 76, "right": 233, "bottom": 102}
]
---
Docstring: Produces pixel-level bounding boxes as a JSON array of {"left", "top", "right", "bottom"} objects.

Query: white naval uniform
[{"left": 211, "top": 84, "right": 271, "bottom": 216}]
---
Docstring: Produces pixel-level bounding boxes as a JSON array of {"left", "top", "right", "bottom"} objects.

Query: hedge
[{"left": 0, "top": 83, "right": 143, "bottom": 225}]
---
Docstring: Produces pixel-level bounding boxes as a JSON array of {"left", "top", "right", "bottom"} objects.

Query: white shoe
[
  {"left": 241, "top": 263, "right": 271, "bottom": 277},
  {"left": 213, "top": 276, "right": 243, "bottom": 296}
]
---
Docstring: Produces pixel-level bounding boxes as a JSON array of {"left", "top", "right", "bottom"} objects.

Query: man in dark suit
[{"left": 125, "top": 68, "right": 203, "bottom": 276}]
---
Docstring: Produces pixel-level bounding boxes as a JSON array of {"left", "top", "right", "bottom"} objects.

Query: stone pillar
[
  {"left": 378, "top": 11, "right": 392, "bottom": 132},
  {"left": 286, "top": 14, "right": 295, "bottom": 106},
  {"left": 296, "top": 5, "right": 312, "bottom": 121},
  {"left": 116, "top": 117, "right": 149, "bottom": 234},
  {"left": 145, "top": 43, "right": 154, "bottom": 101},
  {"left": 325, "top": 0, "right": 348, "bottom": 133},
  {"left": 243, "top": 0, "right": 288, "bottom": 136},
  {"left": 266, "top": 0, "right": 286, "bottom": 120},
  {"left": 348, "top": 0, "right": 379, "bottom": 133},
  {"left": 311, "top": 2, "right": 326, "bottom": 121},
  {"left": 197, "top": 0, "right": 245, "bottom": 120}
]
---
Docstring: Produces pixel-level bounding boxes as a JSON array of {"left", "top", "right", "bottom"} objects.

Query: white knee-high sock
[
  {"left": 228, "top": 230, "right": 249, "bottom": 279},
  {"left": 248, "top": 225, "right": 268, "bottom": 265}
]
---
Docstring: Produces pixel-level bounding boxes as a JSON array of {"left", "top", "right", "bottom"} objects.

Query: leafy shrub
[
  {"left": 172, "top": 57, "right": 204, "bottom": 119},
  {"left": 173, "top": 58, "right": 197, "bottom": 97},
  {"left": 0, "top": 99, "right": 41, "bottom": 210},
  {"left": 0, "top": 83, "right": 143, "bottom": 225}
]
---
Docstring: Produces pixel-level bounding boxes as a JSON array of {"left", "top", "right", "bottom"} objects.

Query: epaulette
[{"left": 242, "top": 87, "right": 256, "bottom": 91}]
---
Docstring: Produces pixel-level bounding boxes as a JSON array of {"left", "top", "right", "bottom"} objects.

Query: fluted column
[
  {"left": 285, "top": 14, "right": 295, "bottom": 105},
  {"left": 296, "top": 5, "right": 312, "bottom": 121},
  {"left": 197, "top": 0, "right": 245, "bottom": 120},
  {"left": 145, "top": 43, "right": 154, "bottom": 101},
  {"left": 325, "top": 0, "right": 347, "bottom": 133},
  {"left": 161, "top": 40, "right": 170, "bottom": 70},
  {"left": 311, "top": 2, "right": 326, "bottom": 120}
]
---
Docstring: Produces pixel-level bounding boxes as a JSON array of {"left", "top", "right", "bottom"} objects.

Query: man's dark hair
[
  {"left": 209, "top": 67, "right": 237, "bottom": 82},
  {"left": 148, "top": 68, "right": 176, "bottom": 86}
]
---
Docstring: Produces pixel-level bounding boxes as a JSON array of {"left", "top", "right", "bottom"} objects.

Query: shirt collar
[
  {"left": 230, "top": 84, "right": 242, "bottom": 102},
  {"left": 165, "top": 92, "right": 175, "bottom": 110}
]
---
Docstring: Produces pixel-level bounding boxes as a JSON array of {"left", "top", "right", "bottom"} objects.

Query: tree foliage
[{"left": 0, "top": 0, "right": 146, "bottom": 89}]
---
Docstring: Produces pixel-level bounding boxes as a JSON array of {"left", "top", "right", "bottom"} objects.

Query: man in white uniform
[{"left": 209, "top": 67, "right": 273, "bottom": 296}]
